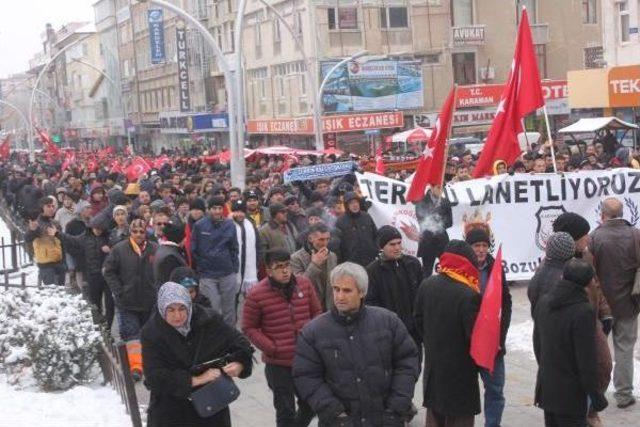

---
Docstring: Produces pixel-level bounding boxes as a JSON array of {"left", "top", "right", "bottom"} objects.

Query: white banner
[{"left": 358, "top": 169, "right": 640, "bottom": 281}]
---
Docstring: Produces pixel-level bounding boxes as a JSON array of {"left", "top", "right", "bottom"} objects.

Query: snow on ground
[
  {"left": 506, "top": 320, "right": 535, "bottom": 360},
  {"left": 0, "top": 379, "right": 131, "bottom": 427}
]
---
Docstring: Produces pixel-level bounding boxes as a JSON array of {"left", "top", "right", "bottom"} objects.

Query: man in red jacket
[{"left": 243, "top": 249, "right": 322, "bottom": 427}]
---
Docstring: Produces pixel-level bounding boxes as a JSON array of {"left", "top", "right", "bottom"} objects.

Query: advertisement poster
[
  {"left": 148, "top": 9, "right": 165, "bottom": 64},
  {"left": 321, "top": 60, "right": 424, "bottom": 112}
]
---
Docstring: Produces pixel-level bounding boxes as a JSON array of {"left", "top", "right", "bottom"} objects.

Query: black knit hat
[
  {"left": 443, "top": 240, "right": 478, "bottom": 265},
  {"left": 231, "top": 199, "right": 246, "bottom": 213},
  {"left": 207, "top": 195, "right": 226, "bottom": 209},
  {"left": 553, "top": 212, "right": 591, "bottom": 241},
  {"left": 562, "top": 258, "right": 594, "bottom": 288},
  {"left": 269, "top": 202, "right": 287, "bottom": 218},
  {"left": 189, "top": 198, "right": 206, "bottom": 212},
  {"left": 163, "top": 223, "right": 185, "bottom": 244},
  {"left": 377, "top": 225, "right": 402, "bottom": 248},
  {"left": 465, "top": 228, "right": 491, "bottom": 246}
]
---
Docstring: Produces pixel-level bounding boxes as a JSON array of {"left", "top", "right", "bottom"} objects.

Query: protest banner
[
  {"left": 283, "top": 161, "right": 356, "bottom": 184},
  {"left": 357, "top": 169, "right": 640, "bottom": 280}
]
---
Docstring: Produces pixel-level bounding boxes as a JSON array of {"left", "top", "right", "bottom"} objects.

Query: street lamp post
[
  {"left": 28, "top": 35, "right": 91, "bottom": 161},
  {"left": 316, "top": 50, "right": 369, "bottom": 134},
  {"left": 254, "top": 0, "right": 324, "bottom": 151},
  {"left": 234, "top": 0, "right": 248, "bottom": 158},
  {"left": 0, "top": 100, "right": 31, "bottom": 148},
  {"left": 140, "top": 0, "right": 243, "bottom": 188}
]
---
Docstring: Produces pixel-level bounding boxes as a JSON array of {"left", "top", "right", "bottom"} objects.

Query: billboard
[
  {"left": 320, "top": 60, "right": 423, "bottom": 113},
  {"left": 147, "top": 9, "right": 165, "bottom": 64},
  {"left": 175, "top": 22, "right": 191, "bottom": 112}
]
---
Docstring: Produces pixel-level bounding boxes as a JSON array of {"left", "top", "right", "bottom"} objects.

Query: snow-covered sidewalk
[{"left": 0, "top": 380, "right": 131, "bottom": 427}]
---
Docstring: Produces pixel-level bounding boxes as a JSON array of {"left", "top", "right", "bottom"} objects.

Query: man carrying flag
[
  {"left": 473, "top": 8, "right": 545, "bottom": 177},
  {"left": 0, "top": 135, "right": 11, "bottom": 160},
  {"left": 414, "top": 240, "right": 482, "bottom": 427},
  {"left": 467, "top": 231, "right": 512, "bottom": 427}
]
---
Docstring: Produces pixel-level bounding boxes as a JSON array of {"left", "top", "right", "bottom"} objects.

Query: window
[
  {"left": 212, "top": 0, "right": 219, "bottom": 19},
  {"left": 273, "top": 19, "right": 281, "bottom": 42},
  {"left": 300, "top": 74, "right": 306, "bottom": 95},
  {"left": 213, "top": 26, "right": 222, "bottom": 49},
  {"left": 535, "top": 44, "right": 547, "bottom": 78},
  {"left": 226, "top": 0, "right": 233, "bottom": 14},
  {"left": 328, "top": 7, "right": 358, "bottom": 30},
  {"left": 248, "top": 67, "right": 268, "bottom": 100},
  {"left": 275, "top": 76, "right": 285, "bottom": 98},
  {"left": 255, "top": 22, "right": 262, "bottom": 48},
  {"left": 452, "top": 52, "right": 476, "bottom": 84},
  {"left": 380, "top": 7, "right": 408, "bottom": 28},
  {"left": 516, "top": 0, "right": 536, "bottom": 23},
  {"left": 294, "top": 10, "right": 303, "bottom": 36},
  {"left": 451, "top": 0, "right": 473, "bottom": 26},
  {"left": 620, "top": 1, "right": 630, "bottom": 43},
  {"left": 227, "top": 20, "right": 235, "bottom": 52},
  {"left": 582, "top": 0, "right": 597, "bottom": 24}
]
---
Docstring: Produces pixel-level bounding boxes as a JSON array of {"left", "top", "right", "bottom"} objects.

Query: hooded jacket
[{"left": 533, "top": 280, "right": 604, "bottom": 416}]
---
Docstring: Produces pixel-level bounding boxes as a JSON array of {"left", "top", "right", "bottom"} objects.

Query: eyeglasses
[
  {"left": 130, "top": 229, "right": 146, "bottom": 235},
  {"left": 271, "top": 262, "right": 291, "bottom": 271}
]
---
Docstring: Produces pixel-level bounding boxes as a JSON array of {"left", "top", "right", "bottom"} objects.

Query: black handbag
[{"left": 189, "top": 374, "right": 240, "bottom": 418}]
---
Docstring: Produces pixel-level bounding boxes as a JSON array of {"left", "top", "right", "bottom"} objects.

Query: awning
[
  {"left": 558, "top": 117, "right": 638, "bottom": 134},
  {"left": 390, "top": 127, "right": 433, "bottom": 143}
]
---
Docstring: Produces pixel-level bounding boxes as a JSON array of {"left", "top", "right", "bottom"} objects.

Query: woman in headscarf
[{"left": 142, "top": 282, "right": 254, "bottom": 426}]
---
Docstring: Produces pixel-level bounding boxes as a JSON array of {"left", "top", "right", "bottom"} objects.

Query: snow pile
[
  {"left": 506, "top": 320, "right": 535, "bottom": 360},
  {"left": 0, "top": 286, "right": 102, "bottom": 390},
  {"left": 0, "top": 379, "right": 131, "bottom": 427}
]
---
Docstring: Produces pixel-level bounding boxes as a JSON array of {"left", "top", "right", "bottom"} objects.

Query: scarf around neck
[{"left": 439, "top": 252, "right": 480, "bottom": 293}]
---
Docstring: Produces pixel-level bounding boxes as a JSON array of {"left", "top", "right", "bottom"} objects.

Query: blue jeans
[
  {"left": 479, "top": 355, "right": 506, "bottom": 427},
  {"left": 116, "top": 308, "right": 151, "bottom": 341}
]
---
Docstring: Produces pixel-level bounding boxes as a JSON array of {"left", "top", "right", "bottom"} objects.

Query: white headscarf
[{"left": 157, "top": 282, "right": 193, "bottom": 337}]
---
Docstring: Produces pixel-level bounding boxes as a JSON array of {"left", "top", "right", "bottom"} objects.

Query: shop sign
[
  {"left": 452, "top": 25, "right": 485, "bottom": 46},
  {"left": 247, "top": 112, "right": 404, "bottom": 135},
  {"left": 414, "top": 109, "right": 495, "bottom": 128},
  {"left": 147, "top": 9, "right": 165, "bottom": 64},
  {"left": 160, "top": 112, "right": 229, "bottom": 134},
  {"left": 457, "top": 80, "right": 568, "bottom": 108},
  {"left": 175, "top": 21, "right": 190, "bottom": 112},
  {"left": 608, "top": 65, "right": 640, "bottom": 108}
]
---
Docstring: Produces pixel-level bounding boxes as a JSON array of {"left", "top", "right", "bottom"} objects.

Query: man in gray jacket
[
  {"left": 291, "top": 223, "right": 337, "bottom": 311},
  {"left": 590, "top": 197, "right": 640, "bottom": 408}
]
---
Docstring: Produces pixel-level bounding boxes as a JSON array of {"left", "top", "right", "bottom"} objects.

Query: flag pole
[
  {"left": 438, "top": 85, "right": 458, "bottom": 195},
  {"left": 542, "top": 105, "right": 558, "bottom": 173}
]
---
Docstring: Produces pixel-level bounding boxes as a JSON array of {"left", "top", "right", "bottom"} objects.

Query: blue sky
[{"left": 0, "top": 0, "right": 95, "bottom": 78}]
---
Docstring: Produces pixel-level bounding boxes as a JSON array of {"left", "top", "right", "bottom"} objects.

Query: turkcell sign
[
  {"left": 147, "top": 9, "right": 165, "bottom": 64},
  {"left": 176, "top": 22, "right": 191, "bottom": 112}
]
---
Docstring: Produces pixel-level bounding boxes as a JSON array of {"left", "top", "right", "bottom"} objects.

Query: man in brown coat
[
  {"left": 259, "top": 203, "right": 299, "bottom": 256},
  {"left": 589, "top": 198, "right": 640, "bottom": 408}
]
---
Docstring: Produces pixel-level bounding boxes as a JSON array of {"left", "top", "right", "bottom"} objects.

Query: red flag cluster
[
  {"left": 473, "top": 9, "right": 544, "bottom": 177},
  {"left": 125, "top": 156, "right": 151, "bottom": 182},
  {"left": 0, "top": 135, "right": 11, "bottom": 160},
  {"left": 36, "top": 128, "right": 62, "bottom": 158}
]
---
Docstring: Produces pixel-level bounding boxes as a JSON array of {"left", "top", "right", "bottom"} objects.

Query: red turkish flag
[
  {"left": 110, "top": 160, "right": 123, "bottom": 174},
  {"left": 86, "top": 157, "right": 99, "bottom": 173},
  {"left": 61, "top": 150, "right": 76, "bottom": 171},
  {"left": 125, "top": 156, "right": 151, "bottom": 182},
  {"left": 406, "top": 87, "right": 456, "bottom": 202},
  {"left": 375, "top": 147, "right": 386, "bottom": 175},
  {"left": 473, "top": 8, "right": 544, "bottom": 177},
  {"left": 470, "top": 245, "right": 504, "bottom": 374},
  {"left": 153, "top": 155, "right": 170, "bottom": 169},
  {"left": 36, "top": 128, "right": 62, "bottom": 157},
  {"left": 0, "top": 135, "right": 11, "bottom": 160}
]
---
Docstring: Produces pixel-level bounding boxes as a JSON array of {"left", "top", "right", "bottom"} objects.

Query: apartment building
[
  {"left": 602, "top": 0, "right": 640, "bottom": 66},
  {"left": 205, "top": 0, "right": 604, "bottom": 152}
]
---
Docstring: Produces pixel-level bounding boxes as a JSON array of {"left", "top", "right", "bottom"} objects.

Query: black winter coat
[
  {"left": 293, "top": 306, "right": 419, "bottom": 427},
  {"left": 528, "top": 257, "right": 565, "bottom": 315},
  {"left": 335, "top": 211, "right": 378, "bottom": 266},
  {"left": 366, "top": 254, "right": 423, "bottom": 345},
  {"left": 60, "top": 227, "right": 110, "bottom": 278},
  {"left": 414, "top": 274, "right": 481, "bottom": 416},
  {"left": 141, "top": 305, "right": 254, "bottom": 427},
  {"left": 533, "top": 280, "right": 604, "bottom": 416},
  {"left": 153, "top": 243, "right": 187, "bottom": 288},
  {"left": 103, "top": 239, "right": 157, "bottom": 312}
]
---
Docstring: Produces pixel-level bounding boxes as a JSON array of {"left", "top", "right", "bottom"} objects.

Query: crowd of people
[{"left": 0, "top": 137, "right": 638, "bottom": 427}]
